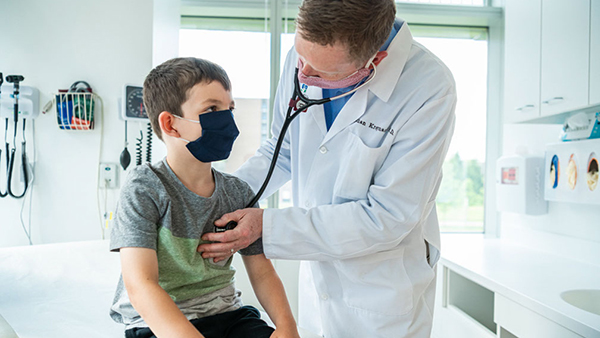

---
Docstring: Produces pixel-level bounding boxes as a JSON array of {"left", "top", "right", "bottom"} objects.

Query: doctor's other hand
[{"left": 198, "top": 208, "right": 264, "bottom": 263}]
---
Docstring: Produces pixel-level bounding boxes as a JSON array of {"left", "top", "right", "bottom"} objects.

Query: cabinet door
[
  {"left": 503, "top": 0, "right": 542, "bottom": 123},
  {"left": 495, "top": 294, "right": 583, "bottom": 338},
  {"left": 540, "top": 0, "right": 590, "bottom": 116},
  {"left": 591, "top": 0, "right": 600, "bottom": 105}
]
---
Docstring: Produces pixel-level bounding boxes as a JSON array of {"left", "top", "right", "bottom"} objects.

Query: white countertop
[{"left": 439, "top": 234, "right": 600, "bottom": 338}]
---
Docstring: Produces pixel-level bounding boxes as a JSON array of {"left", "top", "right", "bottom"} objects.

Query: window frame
[{"left": 179, "top": 1, "right": 504, "bottom": 237}]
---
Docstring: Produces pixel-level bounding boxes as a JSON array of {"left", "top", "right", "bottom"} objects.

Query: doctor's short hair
[
  {"left": 296, "top": 0, "right": 396, "bottom": 64},
  {"left": 143, "top": 57, "right": 231, "bottom": 140}
]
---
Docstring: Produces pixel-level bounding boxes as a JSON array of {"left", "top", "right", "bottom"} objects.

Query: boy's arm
[
  {"left": 242, "top": 254, "right": 300, "bottom": 338},
  {"left": 120, "top": 247, "right": 205, "bottom": 338}
]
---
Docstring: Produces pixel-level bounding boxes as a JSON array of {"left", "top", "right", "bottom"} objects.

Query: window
[
  {"left": 414, "top": 29, "right": 488, "bottom": 233},
  {"left": 179, "top": 1, "right": 500, "bottom": 234},
  {"left": 396, "top": 0, "right": 486, "bottom": 5}
]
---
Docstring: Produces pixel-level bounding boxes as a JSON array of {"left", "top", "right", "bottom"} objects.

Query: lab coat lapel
[
  {"left": 321, "top": 89, "right": 368, "bottom": 145},
  {"left": 369, "top": 19, "right": 413, "bottom": 103},
  {"left": 305, "top": 85, "right": 327, "bottom": 137}
]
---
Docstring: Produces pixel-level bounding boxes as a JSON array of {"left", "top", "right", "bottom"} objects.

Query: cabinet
[
  {"left": 433, "top": 267, "right": 497, "bottom": 338},
  {"left": 503, "top": 0, "right": 542, "bottom": 123},
  {"left": 540, "top": 0, "right": 590, "bottom": 116},
  {"left": 591, "top": 0, "right": 600, "bottom": 105},
  {"left": 504, "top": 0, "right": 591, "bottom": 122},
  {"left": 433, "top": 264, "right": 589, "bottom": 338},
  {"left": 495, "top": 294, "right": 583, "bottom": 338}
]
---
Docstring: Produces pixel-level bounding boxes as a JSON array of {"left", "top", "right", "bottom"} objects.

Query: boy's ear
[{"left": 158, "top": 111, "right": 180, "bottom": 138}]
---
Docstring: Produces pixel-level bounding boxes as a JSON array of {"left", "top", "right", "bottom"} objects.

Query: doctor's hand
[{"left": 197, "top": 208, "right": 264, "bottom": 263}]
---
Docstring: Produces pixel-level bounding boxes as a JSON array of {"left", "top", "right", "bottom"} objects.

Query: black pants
[{"left": 125, "top": 305, "right": 274, "bottom": 338}]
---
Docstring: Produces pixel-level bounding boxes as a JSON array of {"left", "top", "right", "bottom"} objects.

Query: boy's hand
[
  {"left": 270, "top": 327, "right": 301, "bottom": 338},
  {"left": 197, "top": 208, "right": 264, "bottom": 262}
]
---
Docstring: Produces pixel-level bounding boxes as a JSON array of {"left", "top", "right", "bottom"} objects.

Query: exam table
[{"left": 0, "top": 240, "right": 321, "bottom": 338}]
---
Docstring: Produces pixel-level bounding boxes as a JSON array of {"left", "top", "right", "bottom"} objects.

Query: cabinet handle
[
  {"left": 515, "top": 104, "right": 535, "bottom": 112},
  {"left": 542, "top": 97, "right": 565, "bottom": 105}
]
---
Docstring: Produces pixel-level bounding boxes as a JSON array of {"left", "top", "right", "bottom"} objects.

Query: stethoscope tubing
[
  {"left": 217, "top": 65, "right": 376, "bottom": 231},
  {"left": 244, "top": 67, "right": 334, "bottom": 208},
  {"left": 245, "top": 65, "right": 376, "bottom": 207}
]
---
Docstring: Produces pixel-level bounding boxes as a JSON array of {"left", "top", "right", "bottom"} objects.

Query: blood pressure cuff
[{"left": 55, "top": 81, "right": 95, "bottom": 130}]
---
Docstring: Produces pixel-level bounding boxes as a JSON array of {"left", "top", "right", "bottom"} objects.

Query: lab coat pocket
[
  {"left": 334, "top": 132, "right": 387, "bottom": 202},
  {"left": 337, "top": 248, "right": 414, "bottom": 316}
]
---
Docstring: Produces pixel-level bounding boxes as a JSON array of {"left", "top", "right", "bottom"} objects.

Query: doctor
[{"left": 199, "top": 0, "right": 456, "bottom": 336}]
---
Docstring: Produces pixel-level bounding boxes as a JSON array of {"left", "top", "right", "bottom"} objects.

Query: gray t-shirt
[{"left": 109, "top": 158, "right": 262, "bottom": 329}]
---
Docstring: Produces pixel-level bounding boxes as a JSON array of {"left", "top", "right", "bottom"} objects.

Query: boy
[{"left": 109, "top": 57, "right": 300, "bottom": 338}]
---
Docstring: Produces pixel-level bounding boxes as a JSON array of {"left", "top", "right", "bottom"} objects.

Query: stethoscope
[
  {"left": 216, "top": 62, "right": 377, "bottom": 232},
  {"left": 0, "top": 74, "right": 29, "bottom": 199}
]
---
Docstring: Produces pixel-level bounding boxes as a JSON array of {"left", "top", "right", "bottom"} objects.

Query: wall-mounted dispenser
[
  {"left": 545, "top": 139, "right": 600, "bottom": 205},
  {"left": 496, "top": 155, "right": 548, "bottom": 215}
]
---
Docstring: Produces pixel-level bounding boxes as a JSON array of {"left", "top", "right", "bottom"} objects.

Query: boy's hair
[
  {"left": 143, "top": 57, "right": 231, "bottom": 140},
  {"left": 296, "top": 0, "right": 396, "bottom": 65}
]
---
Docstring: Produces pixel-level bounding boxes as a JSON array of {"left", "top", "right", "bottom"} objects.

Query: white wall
[
  {"left": 0, "top": 0, "right": 178, "bottom": 247},
  {"left": 500, "top": 124, "right": 600, "bottom": 265}
]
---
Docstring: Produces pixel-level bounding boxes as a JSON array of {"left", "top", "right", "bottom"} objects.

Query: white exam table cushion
[{"left": 0, "top": 240, "right": 321, "bottom": 338}]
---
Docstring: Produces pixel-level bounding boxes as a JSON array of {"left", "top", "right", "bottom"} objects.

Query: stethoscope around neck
[{"left": 216, "top": 64, "right": 376, "bottom": 232}]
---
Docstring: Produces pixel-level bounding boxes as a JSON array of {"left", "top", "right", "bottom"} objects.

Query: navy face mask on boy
[{"left": 175, "top": 109, "right": 240, "bottom": 163}]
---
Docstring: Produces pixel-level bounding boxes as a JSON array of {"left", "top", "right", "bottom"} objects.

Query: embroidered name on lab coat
[{"left": 354, "top": 118, "right": 395, "bottom": 135}]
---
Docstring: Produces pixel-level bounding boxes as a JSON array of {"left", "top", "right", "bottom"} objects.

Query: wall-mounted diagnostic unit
[
  {"left": 0, "top": 84, "right": 39, "bottom": 119},
  {"left": 0, "top": 74, "right": 38, "bottom": 199},
  {"left": 119, "top": 84, "right": 151, "bottom": 170},
  {"left": 121, "top": 84, "right": 148, "bottom": 121}
]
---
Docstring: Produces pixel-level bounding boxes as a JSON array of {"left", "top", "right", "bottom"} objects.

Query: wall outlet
[{"left": 99, "top": 163, "right": 118, "bottom": 189}]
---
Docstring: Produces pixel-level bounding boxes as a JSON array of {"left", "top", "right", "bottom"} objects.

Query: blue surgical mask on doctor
[{"left": 174, "top": 109, "right": 240, "bottom": 163}]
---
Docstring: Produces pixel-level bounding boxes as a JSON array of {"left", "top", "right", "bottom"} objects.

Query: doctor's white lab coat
[{"left": 235, "top": 19, "right": 456, "bottom": 338}]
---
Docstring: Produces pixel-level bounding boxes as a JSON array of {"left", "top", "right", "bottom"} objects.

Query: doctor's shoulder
[{"left": 404, "top": 41, "right": 456, "bottom": 98}]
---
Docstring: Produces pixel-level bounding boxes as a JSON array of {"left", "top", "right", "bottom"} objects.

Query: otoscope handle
[
  {"left": 6, "top": 75, "right": 24, "bottom": 123},
  {"left": 13, "top": 102, "right": 18, "bottom": 123}
]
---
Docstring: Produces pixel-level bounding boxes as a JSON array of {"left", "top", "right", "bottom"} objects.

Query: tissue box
[{"left": 561, "top": 112, "right": 600, "bottom": 141}]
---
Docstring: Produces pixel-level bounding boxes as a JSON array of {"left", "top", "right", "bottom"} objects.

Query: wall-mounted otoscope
[
  {"left": 0, "top": 72, "right": 5, "bottom": 198},
  {"left": 6, "top": 75, "right": 24, "bottom": 124},
  {"left": 4, "top": 74, "right": 29, "bottom": 198}
]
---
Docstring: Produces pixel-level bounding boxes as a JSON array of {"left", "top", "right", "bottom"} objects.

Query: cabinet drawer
[{"left": 494, "top": 294, "right": 583, "bottom": 338}]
